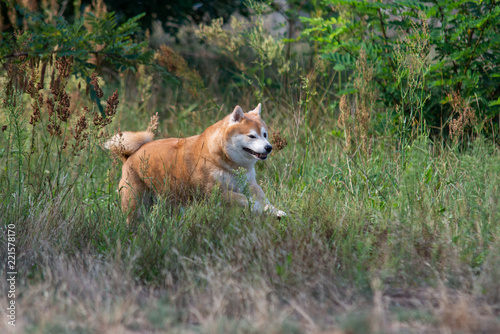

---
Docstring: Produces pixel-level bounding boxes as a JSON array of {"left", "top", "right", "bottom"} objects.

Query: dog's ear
[
  {"left": 248, "top": 103, "right": 262, "bottom": 117},
  {"left": 229, "top": 105, "right": 245, "bottom": 125}
]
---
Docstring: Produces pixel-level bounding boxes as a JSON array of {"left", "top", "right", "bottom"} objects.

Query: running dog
[{"left": 105, "top": 104, "right": 286, "bottom": 223}]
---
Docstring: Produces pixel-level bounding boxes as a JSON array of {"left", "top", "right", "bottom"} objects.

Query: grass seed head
[
  {"left": 146, "top": 112, "right": 160, "bottom": 136},
  {"left": 105, "top": 90, "right": 119, "bottom": 117},
  {"left": 449, "top": 91, "right": 477, "bottom": 140},
  {"left": 71, "top": 115, "right": 89, "bottom": 154},
  {"left": 90, "top": 72, "right": 104, "bottom": 99},
  {"left": 271, "top": 131, "right": 287, "bottom": 152}
]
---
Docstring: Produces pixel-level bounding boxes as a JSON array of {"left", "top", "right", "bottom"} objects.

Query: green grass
[{"left": 1, "top": 61, "right": 500, "bottom": 333}]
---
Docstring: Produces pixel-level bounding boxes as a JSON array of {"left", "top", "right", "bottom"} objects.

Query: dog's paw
[
  {"left": 276, "top": 210, "right": 286, "bottom": 218},
  {"left": 264, "top": 204, "right": 286, "bottom": 218},
  {"left": 275, "top": 209, "right": 287, "bottom": 220}
]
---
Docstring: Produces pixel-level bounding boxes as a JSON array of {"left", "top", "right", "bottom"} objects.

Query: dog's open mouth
[{"left": 243, "top": 147, "right": 268, "bottom": 160}]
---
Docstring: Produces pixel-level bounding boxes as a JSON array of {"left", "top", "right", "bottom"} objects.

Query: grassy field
[
  {"left": 1, "top": 71, "right": 500, "bottom": 333},
  {"left": 1, "top": 11, "right": 500, "bottom": 333}
]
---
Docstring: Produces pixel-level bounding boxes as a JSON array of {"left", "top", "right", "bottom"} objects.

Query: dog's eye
[
  {"left": 263, "top": 133, "right": 267, "bottom": 138},
  {"left": 248, "top": 135, "right": 256, "bottom": 139}
]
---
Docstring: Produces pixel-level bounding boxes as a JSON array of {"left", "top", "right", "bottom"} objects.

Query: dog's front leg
[
  {"left": 221, "top": 188, "right": 284, "bottom": 217},
  {"left": 221, "top": 190, "right": 254, "bottom": 210},
  {"left": 249, "top": 183, "right": 286, "bottom": 218}
]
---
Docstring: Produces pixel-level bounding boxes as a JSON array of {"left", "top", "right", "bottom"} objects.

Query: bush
[{"left": 301, "top": 0, "right": 500, "bottom": 137}]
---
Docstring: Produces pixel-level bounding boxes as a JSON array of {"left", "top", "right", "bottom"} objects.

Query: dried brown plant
[
  {"left": 354, "top": 49, "right": 375, "bottom": 156},
  {"left": 139, "top": 150, "right": 151, "bottom": 179},
  {"left": 44, "top": 56, "right": 74, "bottom": 137},
  {"left": 28, "top": 94, "right": 42, "bottom": 125},
  {"left": 338, "top": 94, "right": 353, "bottom": 153},
  {"left": 71, "top": 115, "right": 89, "bottom": 154},
  {"left": 2, "top": 51, "right": 118, "bottom": 155},
  {"left": 338, "top": 50, "right": 376, "bottom": 157},
  {"left": 27, "top": 62, "right": 46, "bottom": 126},
  {"left": 3, "top": 46, "right": 28, "bottom": 107},
  {"left": 89, "top": 71, "right": 104, "bottom": 99},
  {"left": 104, "top": 90, "right": 119, "bottom": 117},
  {"left": 449, "top": 91, "right": 477, "bottom": 141},
  {"left": 146, "top": 112, "right": 160, "bottom": 136},
  {"left": 156, "top": 45, "right": 204, "bottom": 97},
  {"left": 92, "top": 90, "right": 120, "bottom": 138},
  {"left": 271, "top": 131, "right": 287, "bottom": 152}
]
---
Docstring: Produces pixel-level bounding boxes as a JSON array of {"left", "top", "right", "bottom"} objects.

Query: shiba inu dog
[{"left": 105, "top": 103, "right": 285, "bottom": 224}]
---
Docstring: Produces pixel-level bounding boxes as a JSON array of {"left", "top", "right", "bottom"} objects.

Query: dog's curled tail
[{"left": 104, "top": 131, "right": 154, "bottom": 162}]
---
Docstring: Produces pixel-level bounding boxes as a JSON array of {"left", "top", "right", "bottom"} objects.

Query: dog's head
[{"left": 224, "top": 104, "right": 273, "bottom": 167}]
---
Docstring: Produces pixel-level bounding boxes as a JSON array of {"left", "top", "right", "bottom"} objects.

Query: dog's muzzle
[{"left": 243, "top": 147, "right": 271, "bottom": 160}]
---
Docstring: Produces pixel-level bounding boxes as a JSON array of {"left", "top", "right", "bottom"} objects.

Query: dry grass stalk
[
  {"left": 338, "top": 50, "right": 376, "bottom": 157},
  {"left": 146, "top": 112, "right": 160, "bottom": 136},
  {"left": 354, "top": 49, "right": 375, "bottom": 156},
  {"left": 338, "top": 94, "right": 353, "bottom": 153},
  {"left": 449, "top": 91, "right": 477, "bottom": 141},
  {"left": 71, "top": 115, "right": 88, "bottom": 154},
  {"left": 91, "top": 88, "right": 120, "bottom": 138}
]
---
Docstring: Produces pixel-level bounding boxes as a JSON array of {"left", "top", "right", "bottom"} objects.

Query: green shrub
[{"left": 301, "top": 0, "right": 500, "bottom": 137}]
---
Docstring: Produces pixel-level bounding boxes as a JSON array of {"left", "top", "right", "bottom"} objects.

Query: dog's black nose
[{"left": 265, "top": 145, "right": 272, "bottom": 153}]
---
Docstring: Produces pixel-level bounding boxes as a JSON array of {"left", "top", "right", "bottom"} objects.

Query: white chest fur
[{"left": 211, "top": 168, "right": 256, "bottom": 193}]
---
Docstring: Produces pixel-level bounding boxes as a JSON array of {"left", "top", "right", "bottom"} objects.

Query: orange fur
[{"left": 106, "top": 105, "right": 285, "bottom": 224}]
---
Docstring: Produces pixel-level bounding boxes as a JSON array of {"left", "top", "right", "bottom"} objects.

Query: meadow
[{"left": 1, "top": 1, "right": 500, "bottom": 333}]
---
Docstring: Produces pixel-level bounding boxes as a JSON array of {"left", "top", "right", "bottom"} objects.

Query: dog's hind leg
[{"left": 119, "top": 166, "right": 149, "bottom": 226}]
